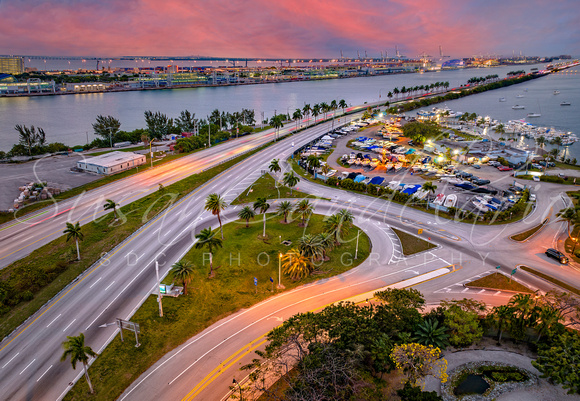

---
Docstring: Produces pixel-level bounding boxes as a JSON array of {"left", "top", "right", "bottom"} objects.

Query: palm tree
[
  {"left": 422, "top": 181, "right": 437, "bottom": 200},
  {"left": 302, "top": 104, "right": 311, "bottom": 126},
  {"left": 413, "top": 319, "right": 449, "bottom": 349},
  {"left": 269, "top": 115, "right": 284, "bottom": 140},
  {"left": 319, "top": 102, "right": 329, "bottom": 120},
  {"left": 63, "top": 221, "right": 83, "bottom": 261},
  {"left": 277, "top": 201, "right": 293, "bottom": 223},
  {"left": 204, "top": 193, "right": 227, "bottom": 240},
  {"left": 283, "top": 171, "right": 300, "bottom": 194},
  {"left": 556, "top": 207, "right": 580, "bottom": 238},
  {"left": 298, "top": 234, "right": 324, "bottom": 260},
  {"left": 269, "top": 159, "right": 281, "bottom": 174},
  {"left": 237, "top": 206, "right": 255, "bottom": 228},
  {"left": 508, "top": 294, "right": 538, "bottom": 337},
  {"left": 103, "top": 199, "right": 119, "bottom": 220},
  {"left": 170, "top": 261, "right": 195, "bottom": 295},
  {"left": 316, "top": 232, "right": 334, "bottom": 260},
  {"left": 490, "top": 305, "right": 514, "bottom": 343},
  {"left": 535, "top": 306, "right": 563, "bottom": 341},
  {"left": 312, "top": 104, "right": 320, "bottom": 122},
  {"left": 292, "top": 109, "right": 302, "bottom": 131},
  {"left": 253, "top": 197, "right": 270, "bottom": 237},
  {"left": 295, "top": 199, "right": 313, "bottom": 227},
  {"left": 338, "top": 99, "right": 347, "bottom": 120},
  {"left": 324, "top": 209, "right": 353, "bottom": 245},
  {"left": 320, "top": 164, "right": 330, "bottom": 176},
  {"left": 306, "top": 155, "right": 321, "bottom": 174},
  {"left": 194, "top": 227, "right": 223, "bottom": 277},
  {"left": 281, "top": 248, "right": 313, "bottom": 280},
  {"left": 393, "top": 87, "right": 399, "bottom": 100},
  {"left": 61, "top": 333, "right": 97, "bottom": 394}
]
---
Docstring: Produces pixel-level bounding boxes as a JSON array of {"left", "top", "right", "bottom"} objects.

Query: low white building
[{"left": 76, "top": 151, "right": 146, "bottom": 175}]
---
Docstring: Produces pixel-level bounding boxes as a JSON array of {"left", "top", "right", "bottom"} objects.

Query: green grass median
[
  {"left": 390, "top": 227, "right": 436, "bottom": 256},
  {"left": 64, "top": 213, "right": 370, "bottom": 400},
  {"left": 0, "top": 142, "right": 276, "bottom": 341},
  {"left": 231, "top": 173, "right": 309, "bottom": 205}
]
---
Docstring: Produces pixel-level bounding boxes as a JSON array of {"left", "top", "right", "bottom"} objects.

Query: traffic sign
[
  {"left": 495, "top": 265, "right": 501, "bottom": 270},
  {"left": 254, "top": 277, "right": 258, "bottom": 286},
  {"left": 511, "top": 268, "right": 517, "bottom": 275},
  {"left": 418, "top": 229, "right": 423, "bottom": 235}
]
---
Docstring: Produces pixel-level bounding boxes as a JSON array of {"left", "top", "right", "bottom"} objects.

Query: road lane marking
[
  {"left": 36, "top": 364, "right": 52, "bottom": 382},
  {"left": 63, "top": 319, "right": 76, "bottom": 333},
  {"left": 1, "top": 352, "right": 19, "bottom": 368},
  {"left": 89, "top": 277, "right": 102, "bottom": 289},
  {"left": 105, "top": 281, "right": 115, "bottom": 291},
  {"left": 46, "top": 314, "right": 62, "bottom": 328},
  {"left": 19, "top": 359, "right": 35, "bottom": 375}
]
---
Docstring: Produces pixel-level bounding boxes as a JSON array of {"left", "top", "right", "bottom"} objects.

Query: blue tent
[
  {"left": 354, "top": 175, "right": 366, "bottom": 183},
  {"left": 369, "top": 177, "right": 384, "bottom": 185}
]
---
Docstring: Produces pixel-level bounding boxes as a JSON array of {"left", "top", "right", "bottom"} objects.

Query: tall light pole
[
  {"left": 149, "top": 140, "right": 153, "bottom": 168},
  {"left": 232, "top": 378, "right": 243, "bottom": 401},
  {"left": 206, "top": 115, "right": 211, "bottom": 147},
  {"left": 277, "top": 253, "right": 285, "bottom": 289},
  {"left": 354, "top": 230, "right": 360, "bottom": 260},
  {"left": 155, "top": 261, "right": 163, "bottom": 317}
]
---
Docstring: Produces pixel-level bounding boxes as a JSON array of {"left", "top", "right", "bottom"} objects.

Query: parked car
[
  {"left": 545, "top": 248, "right": 569, "bottom": 264},
  {"left": 529, "top": 194, "right": 537, "bottom": 201},
  {"left": 472, "top": 164, "right": 481, "bottom": 169},
  {"left": 498, "top": 166, "right": 513, "bottom": 171},
  {"left": 533, "top": 176, "right": 540, "bottom": 182}
]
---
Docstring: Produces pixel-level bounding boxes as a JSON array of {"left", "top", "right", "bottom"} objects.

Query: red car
[{"left": 497, "top": 166, "right": 513, "bottom": 171}]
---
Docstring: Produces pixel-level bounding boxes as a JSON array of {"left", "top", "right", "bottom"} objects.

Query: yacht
[
  {"left": 433, "top": 193, "right": 446, "bottom": 205},
  {"left": 561, "top": 101, "right": 571, "bottom": 106},
  {"left": 527, "top": 113, "right": 541, "bottom": 118},
  {"left": 512, "top": 105, "right": 525, "bottom": 110},
  {"left": 499, "top": 97, "right": 506, "bottom": 102},
  {"left": 554, "top": 90, "right": 560, "bottom": 95}
]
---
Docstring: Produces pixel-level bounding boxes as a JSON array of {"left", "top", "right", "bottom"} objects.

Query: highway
[
  {"left": 0, "top": 116, "right": 357, "bottom": 401},
  {"left": 1, "top": 104, "right": 579, "bottom": 400},
  {"left": 118, "top": 169, "right": 579, "bottom": 401}
]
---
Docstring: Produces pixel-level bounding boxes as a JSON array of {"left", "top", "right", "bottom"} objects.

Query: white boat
[
  {"left": 354, "top": 158, "right": 362, "bottom": 165},
  {"left": 516, "top": 94, "right": 525, "bottom": 98},
  {"left": 444, "top": 194, "right": 457, "bottom": 208},
  {"left": 370, "top": 159, "right": 379, "bottom": 168},
  {"left": 386, "top": 162, "right": 393, "bottom": 170},
  {"left": 433, "top": 193, "right": 446, "bottom": 205},
  {"left": 472, "top": 200, "right": 489, "bottom": 212},
  {"left": 414, "top": 189, "right": 429, "bottom": 200},
  {"left": 512, "top": 105, "right": 525, "bottom": 110},
  {"left": 527, "top": 113, "right": 541, "bottom": 118},
  {"left": 388, "top": 180, "right": 400, "bottom": 190},
  {"left": 554, "top": 90, "right": 560, "bottom": 95},
  {"left": 347, "top": 158, "right": 356, "bottom": 165},
  {"left": 362, "top": 159, "right": 370, "bottom": 166},
  {"left": 561, "top": 101, "right": 571, "bottom": 106},
  {"left": 499, "top": 97, "right": 506, "bottom": 102},
  {"left": 394, "top": 162, "right": 403, "bottom": 171}
]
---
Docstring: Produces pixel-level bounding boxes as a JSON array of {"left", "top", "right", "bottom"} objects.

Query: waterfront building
[
  {"left": 65, "top": 82, "right": 109, "bottom": 92},
  {"left": 0, "top": 74, "right": 55, "bottom": 95},
  {"left": 75, "top": 151, "right": 146, "bottom": 175},
  {"left": 0, "top": 56, "right": 24, "bottom": 75}
]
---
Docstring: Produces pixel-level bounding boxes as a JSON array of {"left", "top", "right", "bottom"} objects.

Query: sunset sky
[{"left": 1, "top": 0, "right": 578, "bottom": 58}]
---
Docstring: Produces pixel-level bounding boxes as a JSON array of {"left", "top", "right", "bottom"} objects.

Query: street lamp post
[
  {"left": 354, "top": 230, "right": 360, "bottom": 260},
  {"left": 232, "top": 378, "right": 243, "bottom": 401},
  {"left": 277, "top": 253, "right": 285, "bottom": 289}
]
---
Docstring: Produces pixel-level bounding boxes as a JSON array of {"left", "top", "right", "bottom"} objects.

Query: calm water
[
  {"left": 0, "top": 64, "right": 563, "bottom": 151},
  {"left": 412, "top": 66, "right": 580, "bottom": 160}
]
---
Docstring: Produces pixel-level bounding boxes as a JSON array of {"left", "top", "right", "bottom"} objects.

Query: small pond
[{"left": 454, "top": 374, "right": 490, "bottom": 396}]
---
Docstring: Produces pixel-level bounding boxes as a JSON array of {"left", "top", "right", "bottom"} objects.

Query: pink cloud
[{"left": 0, "top": 0, "right": 577, "bottom": 57}]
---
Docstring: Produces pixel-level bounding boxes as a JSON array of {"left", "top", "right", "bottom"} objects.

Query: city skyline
[{"left": 1, "top": 0, "right": 578, "bottom": 59}]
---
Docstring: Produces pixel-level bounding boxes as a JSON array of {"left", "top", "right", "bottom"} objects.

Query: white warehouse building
[{"left": 76, "top": 151, "right": 146, "bottom": 175}]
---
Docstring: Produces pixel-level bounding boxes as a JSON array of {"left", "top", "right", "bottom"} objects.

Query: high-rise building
[{"left": 0, "top": 57, "right": 24, "bottom": 75}]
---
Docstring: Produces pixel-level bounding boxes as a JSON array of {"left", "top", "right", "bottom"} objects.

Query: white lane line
[
  {"left": 1, "top": 352, "right": 19, "bottom": 369},
  {"left": 461, "top": 288, "right": 469, "bottom": 293},
  {"left": 493, "top": 291, "right": 502, "bottom": 296},
  {"left": 36, "top": 364, "right": 52, "bottom": 382},
  {"left": 46, "top": 314, "right": 62, "bottom": 328},
  {"left": 19, "top": 359, "right": 35, "bottom": 375},
  {"left": 62, "top": 319, "right": 76, "bottom": 333},
  {"left": 478, "top": 289, "right": 486, "bottom": 294},
  {"left": 89, "top": 277, "right": 102, "bottom": 289},
  {"left": 105, "top": 281, "right": 115, "bottom": 291}
]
